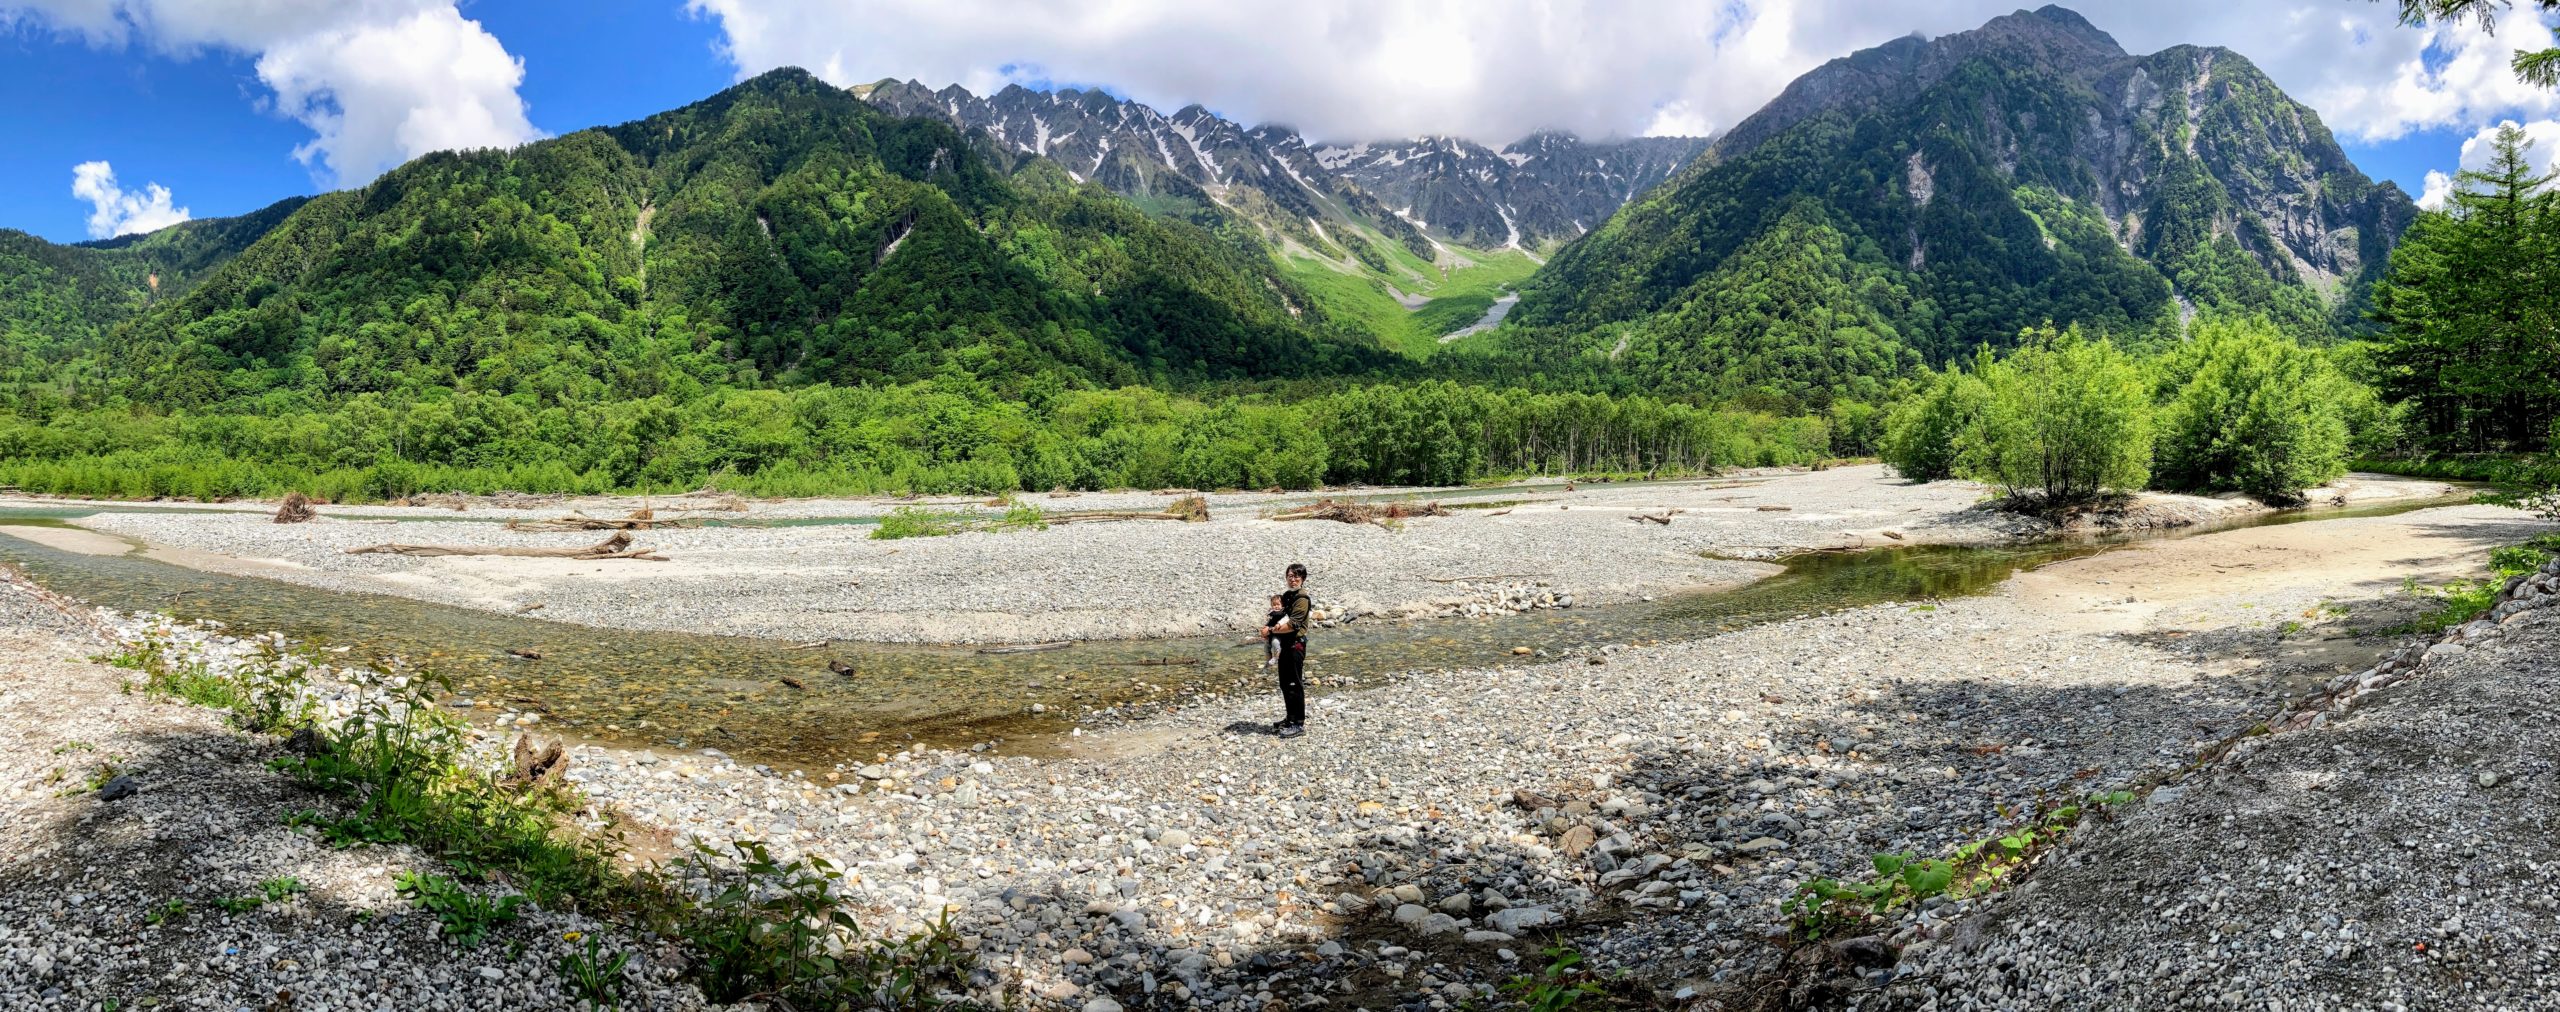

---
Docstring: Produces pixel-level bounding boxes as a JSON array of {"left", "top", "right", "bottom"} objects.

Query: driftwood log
[
  {"left": 1272, "top": 499, "right": 1450, "bottom": 525},
  {"left": 1046, "top": 495, "right": 1210, "bottom": 524},
  {"left": 343, "top": 531, "right": 668, "bottom": 561},
  {"left": 505, "top": 734, "right": 567, "bottom": 788},
  {"left": 504, "top": 508, "right": 704, "bottom": 532},
  {"left": 978, "top": 641, "right": 1072, "bottom": 655}
]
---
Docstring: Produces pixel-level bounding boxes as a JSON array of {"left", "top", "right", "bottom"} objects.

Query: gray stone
[
  {"left": 94, "top": 775, "right": 138, "bottom": 802},
  {"left": 1487, "top": 906, "right": 1561, "bottom": 934}
]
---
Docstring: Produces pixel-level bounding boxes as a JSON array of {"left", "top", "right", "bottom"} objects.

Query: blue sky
[{"left": 0, "top": 1, "right": 2532, "bottom": 243}]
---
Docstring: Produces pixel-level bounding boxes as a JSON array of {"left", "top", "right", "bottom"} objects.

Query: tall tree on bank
[{"left": 2369, "top": 124, "right": 2560, "bottom": 450}]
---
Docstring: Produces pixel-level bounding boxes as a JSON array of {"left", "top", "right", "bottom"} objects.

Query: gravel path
[{"left": 0, "top": 570, "right": 705, "bottom": 1012}]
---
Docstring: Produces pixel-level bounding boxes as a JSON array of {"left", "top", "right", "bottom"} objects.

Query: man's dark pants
[{"left": 1277, "top": 640, "right": 1307, "bottom": 727}]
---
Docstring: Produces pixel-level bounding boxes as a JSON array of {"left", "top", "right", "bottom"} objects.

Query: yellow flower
[{"left": 562, "top": 931, "right": 583, "bottom": 941}]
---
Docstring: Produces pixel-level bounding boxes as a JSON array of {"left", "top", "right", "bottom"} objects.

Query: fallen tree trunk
[
  {"left": 977, "top": 641, "right": 1072, "bottom": 655},
  {"left": 344, "top": 532, "right": 668, "bottom": 561},
  {"left": 1046, "top": 494, "right": 1210, "bottom": 524},
  {"left": 1272, "top": 499, "right": 1450, "bottom": 525},
  {"left": 504, "top": 509, "right": 704, "bottom": 532}
]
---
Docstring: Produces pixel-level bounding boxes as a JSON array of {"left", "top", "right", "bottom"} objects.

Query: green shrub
[
  {"left": 2153, "top": 318, "right": 2352, "bottom": 503},
  {"left": 1968, "top": 326, "right": 2153, "bottom": 501},
  {"left": 869, "top": 506, "right": 968, "bottom": 540},
  {"left": 1880, "top": 366, "right": 1991, "bottom": 482}
]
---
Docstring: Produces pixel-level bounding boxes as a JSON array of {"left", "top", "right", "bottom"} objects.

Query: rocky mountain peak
[{"left": 860, "top": 77, "right": 1707, "bottom": 252}]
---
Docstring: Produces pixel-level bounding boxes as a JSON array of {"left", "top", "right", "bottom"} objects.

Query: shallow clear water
[{"left": 0, "top": 492, "right": 2473, "bottom": 771}]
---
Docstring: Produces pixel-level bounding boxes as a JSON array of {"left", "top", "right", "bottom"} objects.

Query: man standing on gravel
[{"left": 1268, "top": 563, "right": 1312, "bottom": 738}]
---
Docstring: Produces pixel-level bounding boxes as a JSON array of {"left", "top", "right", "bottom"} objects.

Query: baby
[{"left": 1261, "top": 594, "right": 1285, "bottom": 669}]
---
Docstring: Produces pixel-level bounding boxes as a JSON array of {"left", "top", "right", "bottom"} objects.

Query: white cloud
[
  {"left": 684, "top": 0, "right": 2558, "bottom": 152},
  {"left": 70, "top": 160, "right": 191, "bottom": 238},
  {"left": 2, "top": 0, "right": 539, "bottom": 186},
  {"left": 2418, "top": 118, "right": 2560, "bottom": 208}
]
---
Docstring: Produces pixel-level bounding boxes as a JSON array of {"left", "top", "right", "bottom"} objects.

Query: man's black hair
[{"left": 1285, "top": 563, "right": 1308, "bottom": 579}]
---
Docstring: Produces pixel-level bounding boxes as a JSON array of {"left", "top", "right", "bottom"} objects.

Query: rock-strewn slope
[
  {"left": 0, "top": 570, "right": 703, "bottom": 1012},
  {"left": 1860, "top": 557, "right": 2560, "bottom": 1012}
]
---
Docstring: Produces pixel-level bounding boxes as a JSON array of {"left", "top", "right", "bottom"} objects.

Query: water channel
[{"left": 0, "top": 491, "right": 2476, "bottom": 771}]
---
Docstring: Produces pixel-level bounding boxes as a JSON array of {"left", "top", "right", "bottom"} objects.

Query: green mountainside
[
  {"left": 0, "top": 197, "right": 306, "bottom": 379},
  {"left": 91, "top": 67, "right": 1396, "bottom": 411},
  {"left": 1494, "top": 5, "right": 2416, "bottom": 407}
]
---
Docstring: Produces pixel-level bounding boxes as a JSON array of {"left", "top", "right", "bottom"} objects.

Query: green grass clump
[
  {"left": 1785, "top": 791, "right": 2134, "bottom": 940},
  {"left": 2401, "top": 532, "right": 2560, "bottom": 631}
]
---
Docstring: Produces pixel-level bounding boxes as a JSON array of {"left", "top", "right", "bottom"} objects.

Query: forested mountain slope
[
  {"left": 93, "top": 68, "right": 1395, "bottom": 410},
  {"left": 859, "top": 79, "right": 1705, "bottom": 356},
  {"left": 0, "top": 197, "right": 305, "bottom": 381},
  {"left": 1495, "top": 5, "right": 2416, "bottom": 407}
]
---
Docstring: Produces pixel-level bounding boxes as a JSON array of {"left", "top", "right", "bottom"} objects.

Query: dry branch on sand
[
  {"left": 503, "top": 507, "right": 706, "bottom": 532},
  {"left": 343, "top": 531, "right": 669, "bottom": 561},
  {"left": 1046, "top": 495, "right": 1211, "bottom": 525},
  {"left": 1628, "top": 509, "right": 1685, "bottom": 525},
  {"left": 273, "top": 492, "right": 316, "bottom": 524},
  {"left": 1271, "top": 499, "right": 1451, "bottom": 525}
]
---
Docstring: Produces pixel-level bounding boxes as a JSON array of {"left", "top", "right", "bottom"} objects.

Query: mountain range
[
  {"left": 0, "top": 5, "right": 2421, "bottom": 418},
  {"left": 1501, "top": 5, "right": 2416, "bottom": 405},
  {"left": 858, "top": 78, "right": 1708, "bottom": 255}
]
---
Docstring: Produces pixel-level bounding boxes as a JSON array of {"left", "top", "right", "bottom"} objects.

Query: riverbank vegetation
[
  {"left": 1881, "top": 318, "right": 2389, "bottom": 505},
  {"left": 110, "top": 624, "right": 978, "bottom": 1007}
]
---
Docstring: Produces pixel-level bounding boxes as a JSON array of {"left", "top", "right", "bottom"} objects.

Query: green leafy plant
[
  {"left": 395, "top": 871, "right": 526, "bottom": 947},
  {"left": 143, "top": 899, "right": 188, "bottom": 926},
  {"left": 1503, "top": 946, "right": 1608, "bottom": 1012},
  {"left": 1786, "top": 790, "right": 2135, "bottom": 939},
  {"left": 558, "top": 935, "right": 633, "bottom": 1011},
  {"left": 668, "top": 839, "right": 972, "bottom": 1008},
  {"left": 213, "top": 877, "right": 305, "bottom": 914}
]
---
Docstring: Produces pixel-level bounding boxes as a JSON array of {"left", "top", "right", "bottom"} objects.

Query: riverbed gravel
[
  {"left": 0, "top": 569, "right": 705, "bottom": 1012},
  {"left": 66, "top": 467, "right": 2055, "bottom": 644},
  {"left": 1852, "top": 556, "right": 2560, "bottom": 1012},
  {"left": 2, "top": 483, "right": 2521, "bottom": 1012}
]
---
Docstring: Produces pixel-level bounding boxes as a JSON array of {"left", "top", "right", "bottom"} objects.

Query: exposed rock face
[
  {"left": 858, "top": 78, "right": 1705, "bottom": 254},
  {"left": 1519, "top": 4, "right": 2417, "bottom": 352}
]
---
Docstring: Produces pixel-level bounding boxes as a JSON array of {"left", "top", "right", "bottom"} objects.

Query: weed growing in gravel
[
  {"left": 213, "top": 876, "right": 306, "bottom": 914},
  {"left": 1786, "top": 791, "right": 2135, "bottom": 940},
  {"left": 142, "top": 899, "right": 187, "bottom": 926},
  {"left": 670, "top": 839, "right": 975, "bottom": 1008},
  {"left": 1503, "top": 946, "right": 1609, "bottom": 1011},
  {"left": 871, "top": 501, "right": 1045, "bottom": 540},
  {"left": 2395, "top": 533, "right": 2560, "bottom": 632},
  {"left": 395, "top": 871, "right": 526, "bottom": 946},
  {"left": 558, "top": 935, "right": 632, "bottom": 1011}
]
